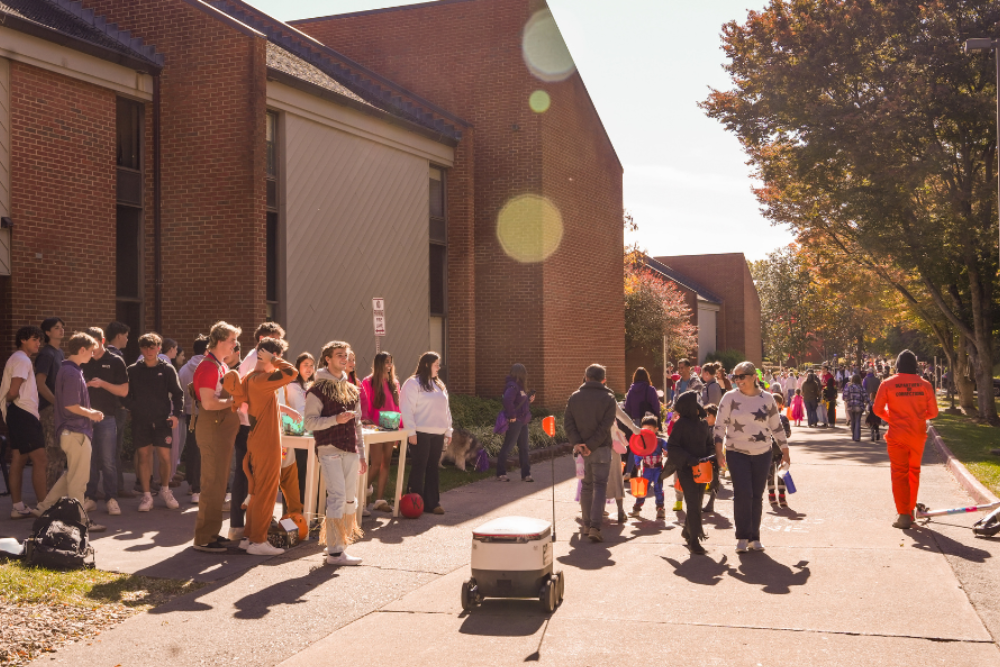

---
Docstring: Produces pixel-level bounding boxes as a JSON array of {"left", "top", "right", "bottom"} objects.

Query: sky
[{"left": 246, "top": 0, "right": 795, "bottom": 261}]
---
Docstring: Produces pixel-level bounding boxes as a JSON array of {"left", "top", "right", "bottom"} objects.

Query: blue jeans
[
  {"left": 804, "top": 400, "right": 818, "bottom": 426},
  {"left": 849, "top": 410, "right": 862, "bottom": 441},
  {"left": 86, "top": 416, "right": 118, "bottom": 501},
  {"left": 496, "top": 419, "right": 530, "bottom": 479},
  {"left": 633, "top": 465, "right": 664, "bottom": 507},
  {"left": 726, "top": 449, "right": 771, "bottom": 542}
]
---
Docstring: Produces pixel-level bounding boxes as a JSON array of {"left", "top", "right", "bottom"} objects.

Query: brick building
[{"left": 0, "top": 0, "right": 623, "bottom": 407}]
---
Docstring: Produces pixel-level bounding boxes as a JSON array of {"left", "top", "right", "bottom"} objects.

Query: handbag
[{"left": 611, "top": 427, "right": 628, "bottom": 454}]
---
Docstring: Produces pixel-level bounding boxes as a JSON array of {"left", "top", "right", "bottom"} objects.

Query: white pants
[
  {"left": 319, "top": 449, "right": 359, "bottom": 551},
  {"left": 38, "top": 431, "right": 92, "bottom": 513}
]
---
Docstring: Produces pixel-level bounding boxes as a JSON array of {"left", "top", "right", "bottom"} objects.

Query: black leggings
[{"left": 407, "top": 432, "right": 445, "bottom": 511}]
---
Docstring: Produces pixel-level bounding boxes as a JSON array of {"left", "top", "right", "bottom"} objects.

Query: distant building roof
[
  {"left": 0, "top": 0, "right": 163, "bottom": 71},
  {"left": 206, "top": 0, "right": 469, "bottom": 144},
  {"left": 643, "top": 255, "right": 723, "bottom": 305}
]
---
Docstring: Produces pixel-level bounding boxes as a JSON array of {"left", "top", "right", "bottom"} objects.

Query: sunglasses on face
[{"left": 734, "top": 374, "right": 752, "bottom": 380}]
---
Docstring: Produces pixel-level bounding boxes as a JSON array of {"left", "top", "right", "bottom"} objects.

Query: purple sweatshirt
[
  {"left": 623, "top": 382, "right": 660, "bottom": 422},
  {"left": 502, "top": 376, "right": 532, "bottom": 423},
  {"left": 55, "top": 359, "right": 94, "bottom": 439}
]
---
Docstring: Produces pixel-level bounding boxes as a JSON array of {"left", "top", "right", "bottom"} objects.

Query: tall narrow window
[
  {"left": 265, "top": 111, "right": 279, "bottom": 320},
  {"left": 116, "top": 98, "right": 144, "bottom": 361},
  {"left": 429, "top": 166, "right": 446, "bottom": 374}
]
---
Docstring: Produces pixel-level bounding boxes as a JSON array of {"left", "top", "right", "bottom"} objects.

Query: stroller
[{"left": 865, "top": 406, "right": 882, "bottom": 441}]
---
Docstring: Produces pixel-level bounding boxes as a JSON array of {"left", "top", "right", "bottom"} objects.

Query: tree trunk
[
  {"left": 955, "top": 335, "right": 976, "bottom": 415},
  {"left": 967, "top": 331, "right": 998, "bottom": 423}
]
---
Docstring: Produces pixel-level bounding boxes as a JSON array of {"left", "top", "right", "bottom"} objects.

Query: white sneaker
[
  {"left": 190, "top": 492, "right": 200, "bottom": 504},
  {"left": 736, "top": 539, "right": 749, "bottom": 553},
  {"left": 161, "top": 487, "right": 180, "bottom": 510},
  {"left": 246, "top": 541, "right": 284, "bottom": 556},
  {"left": 239, "top": 538, "right": 249, "bottom": 550},
  {"left": 106, "top": 499, "right": 121, "bottom": 516},
  {"left": 326, "top": 551, "right": 362, "bottom": 566},
  {"left": 228, "top": 526, "right": 245, "bottom": 541},
  {"left": 373, "top": 499, "right": 390, "bottom": 512},
  {"left": 9, "top": 505, "right": 33, "bottom": 520},
  {"left": 138, "top": 493, "right": 154, "bottom": 512},
  {"left": 83, "top": 498, "right": 97, "bottom": 512},
  {"left": 749, "top": 540, "right": 765, "bottom": 551}
]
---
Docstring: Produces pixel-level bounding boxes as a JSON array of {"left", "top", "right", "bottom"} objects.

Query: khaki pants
[
  {"left": 40, "top": 406, "right": 66, "bottom": 490},
  {"left": 37, "top": 431, "right": 92, "bottom": 513},
  {"left": 193, "top": 408, "right": 240, "bottom": 546}
]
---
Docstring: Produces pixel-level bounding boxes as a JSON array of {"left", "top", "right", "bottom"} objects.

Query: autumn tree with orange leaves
[{"left": 624, "top": 249, "right": 698, "bottom": 361}]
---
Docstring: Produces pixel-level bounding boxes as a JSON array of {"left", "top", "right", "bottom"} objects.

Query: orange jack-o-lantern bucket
[{"left": 630, "top": 476, "right": 649, "bottom": 498}]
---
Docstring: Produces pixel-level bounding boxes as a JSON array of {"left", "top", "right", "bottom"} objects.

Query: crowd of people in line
[
  {"left": 2, "top": 318, "right": 940, "bottom": 563},
  {"left": 0, "top": 318, "right": 455, "bottom": 566}
]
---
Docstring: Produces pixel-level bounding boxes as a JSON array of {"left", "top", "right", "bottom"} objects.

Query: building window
[
  {"left": 265, "top": 111, "right": 279, "bottom": 320},
  {"left": 116, "top": 98, "right": 144, "bottom": 361},
  {"left": 429, "top": 166, "right": 446, "bottom": 373}
]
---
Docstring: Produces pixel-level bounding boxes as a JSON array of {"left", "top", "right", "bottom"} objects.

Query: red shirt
[{"left": 193, "top": 353, "right": 226, "bottom": 402}]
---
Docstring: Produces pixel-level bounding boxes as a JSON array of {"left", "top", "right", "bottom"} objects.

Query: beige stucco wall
[{"left": 273, "top": 80, "right": 454, "bottom": 376}]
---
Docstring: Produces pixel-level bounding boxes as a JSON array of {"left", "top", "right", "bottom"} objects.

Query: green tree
[{"left": 702, "top": 0, "right": 1000, "bottom": 421}]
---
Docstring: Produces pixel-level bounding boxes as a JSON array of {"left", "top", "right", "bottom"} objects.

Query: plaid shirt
[{"left": 843, "top": 383, "right": 868, "bottom": 413}]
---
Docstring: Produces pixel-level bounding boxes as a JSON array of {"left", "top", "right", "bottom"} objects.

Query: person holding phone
[
  {"left": 496, "top": 363, "right": 535, "bottom": 482},
  {"left": 304, "top": 341, "right": 368, "bottom": 566}
]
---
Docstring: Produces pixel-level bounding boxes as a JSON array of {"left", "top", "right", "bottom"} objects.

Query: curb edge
[{"left": 928, "top": 425, "right": 1000, "bottom": 505}]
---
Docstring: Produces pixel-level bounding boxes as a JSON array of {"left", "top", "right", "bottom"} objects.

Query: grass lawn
[
  {"left": 934, "top": 398, "right": 1000, "bottom": 498},
  {"left": 0, "top": 562, "right": 202, "bottom": 610}
]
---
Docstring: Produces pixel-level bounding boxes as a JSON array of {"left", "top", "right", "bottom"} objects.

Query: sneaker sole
[{"left": 192, "top": 545, "right": 227, "bottom": 553}]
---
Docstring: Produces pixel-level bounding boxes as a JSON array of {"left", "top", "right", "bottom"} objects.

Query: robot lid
[{"left": 473, "top": 516, "right": 551, "bottom": 541}]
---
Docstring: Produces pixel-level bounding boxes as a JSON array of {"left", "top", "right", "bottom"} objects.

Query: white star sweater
[{"left": 713, "top": 389, "right": 789, "bottom": 456}]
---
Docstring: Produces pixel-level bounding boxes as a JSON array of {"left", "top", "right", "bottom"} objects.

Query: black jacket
[
  {"left": 801, "top": 375, "right": 820, "bottom": 402},
  {"left": 563, "top": 381, "right": 616, "bottom": 451},
  {"left": 667, "top": 391, "right": 712, "bottom": 468},
  {"left": 124, "top": 359, "right": 183, "bottom": 421}
]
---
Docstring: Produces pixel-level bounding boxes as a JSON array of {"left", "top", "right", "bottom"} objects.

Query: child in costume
[
  {"left": 768, "top": 393, "right": 793, "bottom": 507},
  {"left": 791, "top": 388, "right": 805, "bottom": 427},
  {"left": 628, "top": 415, "right": 668, "bottom": 520},
  {"left": 223, "top": 337, "right": 298, "bottom": 555},
  {"left": 304, "top": 341, "right": 367, "bottom": 566}
]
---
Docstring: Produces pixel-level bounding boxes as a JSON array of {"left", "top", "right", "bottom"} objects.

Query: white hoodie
[
  {"left": 400, "top": 376, "right": 453, "bottom": 438},
  {"left": 178, "top": 354, "right": 205, "bottom": 416}
]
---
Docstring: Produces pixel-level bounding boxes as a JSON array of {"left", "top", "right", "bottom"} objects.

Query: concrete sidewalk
[{"left": 15, "top": 416, "right": 1000, "bottom": 666}]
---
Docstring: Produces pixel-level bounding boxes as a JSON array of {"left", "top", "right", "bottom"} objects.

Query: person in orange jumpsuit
[
  {"left": 873, "top": 350, "right": 938, "bottom": 529},
  {"left": 225, "top": 338, "right": 298, "bottom": 555}
]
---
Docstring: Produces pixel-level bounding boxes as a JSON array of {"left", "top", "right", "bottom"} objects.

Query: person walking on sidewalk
[
  {"left": 823, "top": 375, "right": 838, "bottom": 426},
  {"left": 2, "top": 326, "right": 49, "bottom": 518},
  {"left": 714, "top": 361, "right": 789, "bottom": 553},
  {"left": 843, "top": 374, "right": 868, "bottom": 442},
  {"left": 564, "top": 364, "right": 617, "bottom": 543},
  {"left": 399, "top": 352, "right": 452, "bottom": 515},
  {"left": 125, "top": 333, "right": 184, "bottom": 512},
  {"left": 800, "top": 371, "right": 820, "bottom": 428},
  {"left": 668, "top": 390, "right": 713, "bottom": 554},
  {"left": 496, "top": 363, "right": 535, "bottom": 483},
  {"left": 80, "top": 327, "right": 128, "bottom": 517},
  {"left": 35, "top": 332, "right": 106, "bottom": 532},
  {"left": 305, "top": 341, "right": 368, "bottom": 566},
  {"left": 191, "top": 321, "right": 242, "bottom": 553},
  {"left": 873, "top": 350, "right": 939, "bottom": 530}
]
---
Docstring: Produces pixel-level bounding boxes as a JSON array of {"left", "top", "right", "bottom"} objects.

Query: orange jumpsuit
[
  {"left": 873, "top": 373, "right": 938, "bottom": 517},
  {"left": 225, "top": 358, "right": 298, "bottom": 545}
]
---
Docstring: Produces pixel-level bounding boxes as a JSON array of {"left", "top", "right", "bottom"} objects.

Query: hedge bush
[
  {"left": 704, "top": 349, "right": 747, "bottom": 372},
  {"left": 449, "top": 394, "right": 566, "bottom": 456}
]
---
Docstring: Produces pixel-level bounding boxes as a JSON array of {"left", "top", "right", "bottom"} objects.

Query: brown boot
[{"left": 892, "top": 514, "right": 913, "bottom": 529}]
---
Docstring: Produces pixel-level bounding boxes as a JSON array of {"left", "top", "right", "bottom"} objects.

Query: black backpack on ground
[{"left": 25, "top": 497, "right": 95, "bottom": 569}]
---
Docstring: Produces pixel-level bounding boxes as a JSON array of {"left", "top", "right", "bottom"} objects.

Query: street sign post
[{"left": 373, "top": 297, "right": 386, "bottom": 352}]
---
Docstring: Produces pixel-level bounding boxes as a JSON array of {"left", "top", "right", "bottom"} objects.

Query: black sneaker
[{"left": 193, "top": 540, "right": 229, "bottom": 553}]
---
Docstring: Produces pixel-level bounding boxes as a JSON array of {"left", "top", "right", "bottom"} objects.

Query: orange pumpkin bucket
[
  {"left": 630, "top": 476, "right": 649, "bottom": 498},
  {"left": 674, "top": 462, "right": 715, "bottom": 491}
]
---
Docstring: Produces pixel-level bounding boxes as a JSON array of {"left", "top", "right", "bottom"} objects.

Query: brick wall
[
  {"left": 444, "top": 129, "right": 476, "bottom": 394},
  {"left": 82, "top": 0, "right": 268, "bottom": 354},
  {"left": 655, "top": 253, "right": 763, "bottom": 366},
  {"left": 1, "top": 62, "right": 117, "bottom": 359},
  {"left": 293, "top": 0, "right": 624, "bottom": 405}
]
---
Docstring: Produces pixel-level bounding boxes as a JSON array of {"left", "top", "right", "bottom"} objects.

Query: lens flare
[
  {"left": 529, "top": 90, "right": 551, "bottom": 113},
  {"left": 496, "top": 194, "right": 563, "bottom": 264},
  {"left": 522, "top": 9, "right": 576, "bottom": 83}
]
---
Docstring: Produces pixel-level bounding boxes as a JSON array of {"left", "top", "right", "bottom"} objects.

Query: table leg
[
  {"left": 304, "top": 446, "right": 318, "bottom": 531},
  {"left": 393, "top": 436, "right": 409, "bottom": 518}
]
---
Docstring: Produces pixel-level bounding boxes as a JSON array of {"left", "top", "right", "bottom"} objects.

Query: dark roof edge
[
  {"left": 224, "top": 0, "right": 471, "bottom": 130},
  {"left": 178, "top": 0, "right": 264, "bottom": 39},
  {"left": 0, "top": 9, "right": 162, "bottom": 73},
  {"left": 266, "top": 67, "right": 459, "bottom": 148},
  {"left": 644, "top": 255, "right": 724, "bottom": 304},
  {"left": 289, "top": 0, "right": 476, "bottom": 24}
]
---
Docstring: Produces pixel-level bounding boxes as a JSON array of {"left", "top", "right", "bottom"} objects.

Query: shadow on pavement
[
  {"left": 458, "top": 605, "right": 547, "bottom": 635},
  {"left": 805, "top": 439, "right": 888, "bottom": 466},
  {"left": 767, "top": 505, "right": 807, "bottom": 521},
  {"left": 728, "top": 553, "right": 811, "bottom": 594},
  {"left": 232, "top": 564, "right": 339, "bottom": 619},
  {"left": 661, "top": 553, "right": 730, "bottom": 586},
  {"left": 557, "top": 531, "right": 616, "bottom": 570},
  {"left": 910, "top": 525, "right": 992, "bottom": 563}
]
